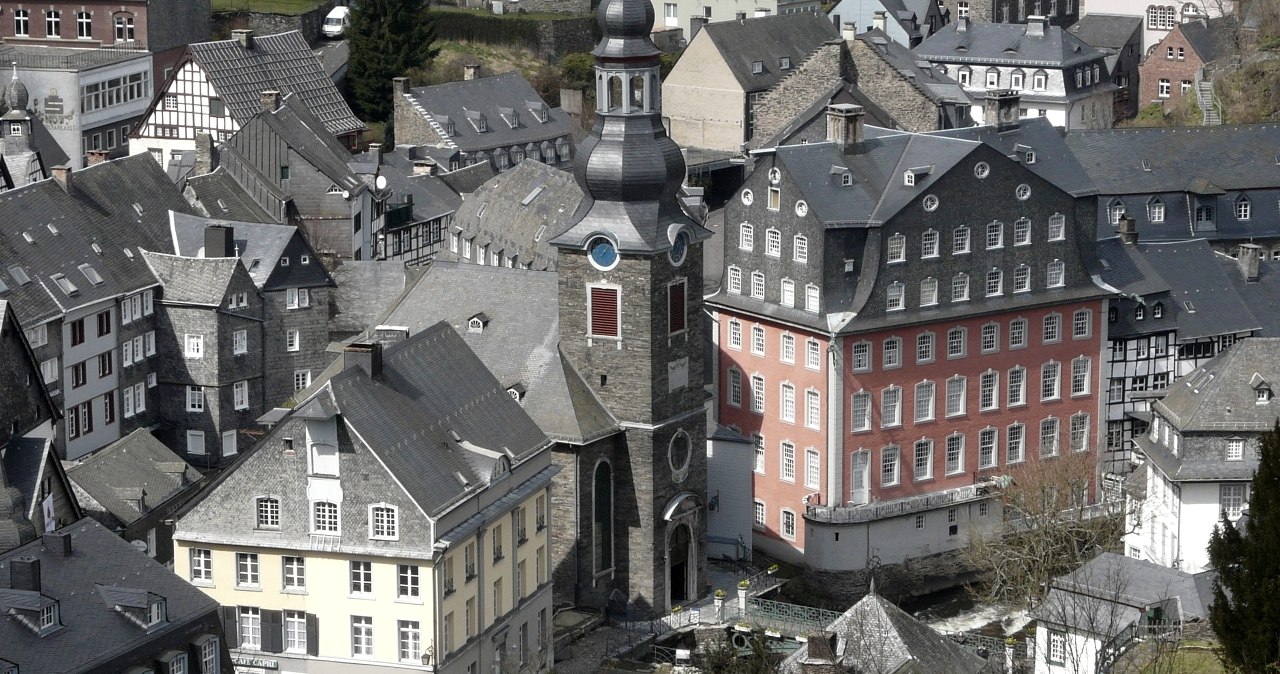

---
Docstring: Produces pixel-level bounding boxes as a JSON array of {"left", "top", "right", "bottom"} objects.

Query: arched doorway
[{"left": 667, "top": 522, "right": 694, "bottom": 605}]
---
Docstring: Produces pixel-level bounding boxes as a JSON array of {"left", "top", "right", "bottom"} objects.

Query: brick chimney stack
[{"left": 463, "top": 64, "right": 481, "bottom": 81}]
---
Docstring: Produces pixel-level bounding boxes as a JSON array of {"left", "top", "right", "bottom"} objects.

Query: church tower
[{"left": 551, "top": 0, "right": 712, "bottom": 613}]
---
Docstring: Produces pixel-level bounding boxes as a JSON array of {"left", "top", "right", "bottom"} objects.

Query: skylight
[
  {"left": 123, "top": 249, "right": 135, "bottom": 260},
  {"left": 521, "top": 187, "right": 544, "bottom": 206},
  {"left": 21, "top": 231, "right": 34, "bottom": 244},
  {"left": 91, "top": 243, "right": 102, "bottom": 255},
  {"left": 0, "top": 276, "right": 8, "bottom": 294},
  {"left": 51, "top": 273, "right": 78, "bottom": 296},
  {"left": 46, "top": 223, "right": 59, "bottom": 235},
  {"left": 8, "top": 265, "right": 30, "bottom": 285},
  {"left": 79, "top": 263, "right": 104, "bottom": 286}
]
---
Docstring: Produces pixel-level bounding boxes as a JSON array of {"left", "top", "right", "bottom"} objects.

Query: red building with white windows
[{"left": 707, "top": 101, "right": 1108, "bottom": 573}]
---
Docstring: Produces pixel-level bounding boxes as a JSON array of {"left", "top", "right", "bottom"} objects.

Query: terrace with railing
[
  {"left": 806, "top": 478, "right": 1007, "bottom": 524},
  {"left": 0, "top": 42, "right": 150, "bottom": 70}
]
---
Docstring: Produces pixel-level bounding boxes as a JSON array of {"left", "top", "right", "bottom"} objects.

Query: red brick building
[
  {"left": 708, "top": 103, "right": 1108, "bottom": 573},
  {"left": 1137, "top": 17, "right": 1229, "bottom": 111}
]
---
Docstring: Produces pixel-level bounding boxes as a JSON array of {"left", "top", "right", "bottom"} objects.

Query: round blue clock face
[
  {"left": 670, "top": 231, "right": 688, "bottom": 266},
  {"left": 589, "top": 237, "right": 618, "bottom": 270}
]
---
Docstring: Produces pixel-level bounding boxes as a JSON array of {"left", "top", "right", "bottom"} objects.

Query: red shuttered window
[
  {"left": 668, "top": 280, "right": 686, "bottom": 334},
  {"left": 589, "top": 286, "right": 620, "bottom": 338}
]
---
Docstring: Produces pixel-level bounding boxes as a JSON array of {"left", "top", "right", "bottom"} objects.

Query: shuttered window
[
  {"left": 668, "top": 280, "right": 686, "bottom": 334},
  {"left": 589, "top": 286, "right": 620, "bottom": 338}
]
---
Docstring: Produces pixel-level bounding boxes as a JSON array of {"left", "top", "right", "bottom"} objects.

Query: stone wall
[
  {"left": 750, "top": 41, "right": 858, "bottom": 149},
  {"left": 533, "top": 15, "right": 597, "bottom": 60},
  {"left": 849, "top": 37, "right": 942, "bottom": 133},
  {"left": 799, "top": 548, "right": 983, "bottom": 605},
  {"left": 213, "top": 0, "right": 338, "bottom": 45}
]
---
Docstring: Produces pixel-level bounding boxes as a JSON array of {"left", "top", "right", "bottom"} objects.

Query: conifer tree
[
  {"left": 345, "top": 0, "right": 440, "bottom": 124},
  {"left": 1207, "top": 421, "right": 1280, "bottom": 673}
]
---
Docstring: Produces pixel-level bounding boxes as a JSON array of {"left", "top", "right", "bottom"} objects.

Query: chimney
[
  {"left": 343, "top": 342, "right": 383, "bottom": 378},
  {"left": 368, "top": 142, "right": 382, "bottom": 165},
  {"left": 872, "top": 10, "right": 887, "bottom": 31},
  {"left": 825, "top": 103, "right": 865, "bottom": 152},
  {"left": 463, "top": 64, "right": 481, "bottom": 81},
  {"left": 1238, "top": 243, "right": 1263, "bottom": 282},
  {"left": 413, "top": 158, "right": 437, "bottom": 175},
  {"left": 1026, "top": 15, "right": 1048, "bottom": 37},
  {"left": 690, "top": 15, "right": 708, "bottom": 40},
  {"left": 842, "top": 21, "right": 856, "bottom": 42},
  {"left": 1117, "top": 213, "right": 1138, "bottom": 245},
  {"left": 232, "top": 29, "right": 254, "bottom": 50},
  {"left": 736, "top": 10, "right": 746, "bottom": 22},
  {"left": 9, "top": 556, "right": 40, "bottom": 591},
  {"left": 260, "top": 90, "right": 280, "bottom": 113},
  {"left": 984, "top": 90, "right": 1021, "bottom": 131},
  {"left": 43, "top": 532, "right": 72, "bottom": 557},
  {"left": 393, "top": 76, "right": 410, "bottom": 96},
  {"left": 85, "top": 150, "right": 109, "bottom": 166},
  {"left": 50, "top": 165, "right": 71, "bottom": 193},
  {"left": 194, "top": 132, "right": 215, "bottom": 176},
  {"left": 957, "top": 15, "right": 969, "bottom": 32},
  {"left": 205, "top": 224, "right": 235, "bottom": 258}
]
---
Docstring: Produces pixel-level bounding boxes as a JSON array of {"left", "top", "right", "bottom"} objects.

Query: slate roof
[
  {"left": 373, "top": 262, "right": 619, "bottom": 445},
  {"left": 1154, "top": 338, "right": 1280, "bottom": 434},
  {"left": 1064, "top": 124, "right": 1280, "bottom": 194},
  {"left": 170, "top": 212, "right": 333, "bottom": 291},
  {"left": 0, "top": 518, "right": 223, "bottom": 673},
  {"left": 329, "top": 260, "right": 421, "bottom": 338},
  {"left": 0, "top": 439, "right": 35, "bottom": 552},
  {"left": 439, "top": 161, "right": 499, "bottom": 195},
  {"left": 183, "top": 168, "right": 278, "bottom": 224},
  {"left": 1223, "top": 258, "right": 1280, "bottom": 338},
  {"left": 242, "top": 93, "right": 365, "bottom": 194},
  {"left": 141, "top": 251, "right": 240, "bottom": 306},
  {"left": 1067, "top": 14, "right": 1143, "bottom": 50},
  {"left": 1180, "top": 17, "right": 1232, "bottom": 63},
  {"left": 65, "top": 429, "right": 203, "bottom": 529},
  {"left": 1, "top": 437, "right": 52, "bottom": 524},
  {"left": 915, "top": 20, "right": 1105, "bottom": 68},
  {"left": 377, "top": 148, "right": 464, "bottom": 226},
  {"left": 931, "top": 116, "right": 1097, "bottom": 197},
  {"left": 400, "top": 72, "right": 572, "bottom": 153},
  {"left": 0, "top": 154, "right": 187, "bottom": 326},
  {"left": 701, "top": 13, "right": 840, "bottom": 93},
  {"left": 324, "top": 322, "right": 553, "bottom": 515},
  {"left": 781, "top": 588, "right": 988, "bottom": 673},
  {"left": 857, "top": 29, "right": 971, "bottom": 105},
  {"left": 1037, "top": 552, "right": 1211, "bottom": 633},
  {"left": 452, "top": 160, "right": 584, "bottom": 271},
  {"left": 751, "top": 82, "right": 898, "bottom": 150},
  {"left": 186, "top": 30, "right": 363, "bottom": 137}
]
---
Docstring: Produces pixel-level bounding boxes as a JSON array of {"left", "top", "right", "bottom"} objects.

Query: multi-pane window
[
  {"left": 1047, "top": 260, "right": 1065, "bottom": 287},
  {"left": 727, "top": 266, "right": 742, "bottom": 294},
  {"left": 887, "top": 282, "right": 905, "bottom": 311},
  {"left": 852, "top": 341, "right": 871, "bottom": 371},
  {"left": 985, "top": 269, "right": 1003, "bottom": 297},
  {"left": 915, "top": 381, "right": 935, "bottom": 422},
  {"left": 883, "top": 337, "right": 902, "bottom": 368},
  {"left": 765, "top": 228, "right": 781, "bottom": 256},
  {"left": 1048, "top": 213, "right": 1066, "bottom": 240},
  {"left": 986, "top": 221, "right": 1003, "bottom": 249},
  {"left": 952, "top": 273, "right": 970, "bottom": 302},
  {"left": 754, "top": 501, "right": 766, "bottom": 527},
  {"left": 1073, "top": 310, "right": 1091, "bottom": 338},
  {"left": 806, "top": 339, "right": 821, "bottom": 369},
  {"left": 947, "top": 328, "right": 966, "bottom": 358},
  {"left": 187, "top": 386, "right": 205, "bottom": 412},
  {"left": 728, "top": 368, "right": 742, "bottom": 406},
  {"left": 45, "top": 10, "right": 60, "bottom": 37},
  {"left": 286, "top": 330, "right": 300, "bottom": 352},
  {"left": 1040, "top": 418, "right": 1060, "bottom": 457},
  {"left": 256, "top": 497, "right": 280, "bottom": 529},
  {"left": 752, "top": 326, "right": 765, "bottom": 355},
  {"left": 913, "top": 439, "right": 933, "bottom": 481},
  {"left": 285, "top": 611, "right": 307, "bottom": 653},
  {"left": 371, "top": 505, "right": 398, "bottom": 539},
  {"left": 922, "top": 229, "right": 939, "bottom": 257},
  {"left": 881, "top": 387, "right": 902, "bottom": 427},
  {"left": 881, "top": 445, "right": 900, "bottom": 486},
  {"left": 1071, "top": 357, "right": 1091, "bottom": 396},
  {"left": 887, "top": 234, "right": 906, "bottom": 262},
  {"left": 190, "top": 548, "right": 213, "bottom": 583},
  {"left": 739, "top": 223, "right": 753, "bottom": 250},
  {"left": 1236, "top": 199, "right": 1251, "bottom": 221},
  {"left": 805, "top": 448, "right": 820, "bottom": 488},
  {"left": 76, "top": 11, "right": 91, "bottom": 37},
  {"left": 953, "top": 227, "right": 971, "bottom": 254},
  {"left": 946, "top": 376, "right": 967, "bottom": 417},
  {"left": 351, "top": 561, "right": 373, "bottom": 594},
  {"left": 981, "top": 323, "right": 999, "bottom": 353},
  {"left": 781, "top": 383, "right": 796, "bottom": 422},
  {"left": 805, "top": 284, "right": 820, "bottom": 313},
  {"left": 851, "top": 392, "right": 872, "bottom": 431},
  {"left": 398, "top": 564, "right": 420, "bottom": 599},
  {"left": 917, "top": 333, "right": 935, "bottom": 363},
  {"left": 921, "top": 277, "right": 938, "bottom": 306},
  {"left": 1010, "top": 319, "right": 1028, "bottom": 348},
  {"left": 14, "top": 9, "right": 29, "bottom": 36},
  {"left": 780, "top": 279, "right": 795, "bottom": 307},
  {"left": 793, "top": 235, "right": 808, "bottom": 262},
  {"left": 728, "top": 320, "right": 742, "bottom": 349},
  {"left": 781, "top": 442, "right": 796, "bottom": 481},
  {"left": 283, "top": 556, "right": 306, "bottom": 590},
  {"left": 946, "top": 434, "right": 964, "bottom": 474},
  {"left": 1014, "top": 218, "right": 1031, "bottom": 245},
  {"left": 234, "top": 380, "right": 249, "bottom": 410},
  {"left": 751, "top": 375, "right": 765, "bottom": 413},
  {"left": 1014, "top": 264, "right": 1031, "bottom": 293},
  {"left": 185, "top": 334, "right": 204, "bottom": 358},
  {"left": 1221, "top": 484, "right": 1247, "bottom": 518},
  {"left": 352, "top": 617, "right": 374, "bottom": 657},
  {"left": 1227, "top": 438, "right": 1244, "bottom": 461},
  {"left": 313, "top": 501, "right": 339, "bottom": 533},
  {"left": 979, "top": 428, "right": 998, "bottom": 468},
  {"left": 240, "top": 608, "right": 262, "bottom": 649},
  {"left": 781, "top": 509, "right": 797, "bottom": 539},
  {"left": 1008, "top": 366, "right": 1026, "bottom": 406},
  {"left": 750, "top": 271, "right": 765, "bottom": 299},
  {"left": 805, "top": 390, "right": 821, "bottom": 429},
  {"left": 1043, "top": 314, "right": 1061, "bottom": 343},
  {"left": 398, "top": 621, "right": 421, "bottom": 662},
  {"left": 979, "top": 371, "right": 998, "bottom": 410},
  {"left": 1041, "top": 362, "right": 1061, "bottom": 400},
  {"left": 236, "top": 553, "right": 260, "bottom": 587},
  {"left": 1070, "top": 414, "right": 1090, "bottom": 452},
  {"left": 1008, "top": 424, "right": 1025, "bottom": 463}
]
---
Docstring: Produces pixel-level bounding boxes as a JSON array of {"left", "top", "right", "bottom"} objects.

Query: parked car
[{"left": 322, "top": 6, "right": 350, "bottom": 38}]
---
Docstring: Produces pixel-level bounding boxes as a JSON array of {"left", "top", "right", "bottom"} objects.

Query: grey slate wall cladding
[
  {"left": 0, "top": 312, "right": 52, "bottom": 447},
  {"left": 117, "top": 306, "right": 163, "bottom": 437},
  {"left": 262, "top": 287, "right": 331, "bottom": 406}
]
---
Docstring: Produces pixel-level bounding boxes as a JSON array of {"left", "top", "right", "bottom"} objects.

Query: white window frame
[{"left": 369, "top": 503, "right": 399, "bottom": 540}]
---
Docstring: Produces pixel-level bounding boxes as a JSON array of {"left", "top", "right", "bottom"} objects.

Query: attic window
[
  {"left": 779, "top": 56, "right": 791, "bottom": 69},
  {"left": 51, "top": 273, "right": 78, "bottom": 296},
  {"left": 842, "top": 172, "right": 852, "bottom": 186},
  {"left": 1184, "top": 300, "right": 1196, "bottom": 313},
  {"left": 468, "top": 313, "right": 489, "bottom": 333},
  {"left": 1257, "top": 387, "right": 1272, "bottom": 404},
  {"left": 300, "top": 255, "right": 310, "bottom": 265},
  {"left": 751, "top": 60, "right": 763, "bottom": 74},
  {"left": 326, "top": 184, "right": 343, "bottom": 195},
  {"left": 1141, "top": 159, "right": 1151, "bottom": 171},
  {"left": 521, "top": 187, "right": 544, "bottom": 206},
  {"left": 79, "top": 263, "right": 104, "bottom": 286},
  {"left": 147, "top": 598, "right": 167, "bottom": 627},
  {"left": 904, "top": 171, "right": 915, "bottom": 186},
  {"left": 527, "top": 101, "right": 549, "bottom": 123},
  {"left": 132, "top": 203, "right": 143, "bottom": 216},
  {"left": 123, "top": 249, "right": 134, "bottom": 260},
  {"left": 8, "top": 265, "right": 30, "bottom": 285}
]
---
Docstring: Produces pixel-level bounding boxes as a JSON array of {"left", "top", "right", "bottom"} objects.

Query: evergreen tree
[
  {"left": 1208, "top": 421, "right": 1280, "bottom": 673},
  {"left": 346, "top": 0, "right": 440, "bottom": 124}
]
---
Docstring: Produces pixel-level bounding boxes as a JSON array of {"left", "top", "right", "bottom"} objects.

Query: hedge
[{"left": 428, "top": 7, "right": 597, "bottom": 48}]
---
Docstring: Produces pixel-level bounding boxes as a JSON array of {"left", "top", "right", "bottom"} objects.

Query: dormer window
[
  {"left": 527, "top": 101, "right": 549, "bottom": 123},
  {"left": 39, "top": 603, "right": 58, "bottom": 631},
  {"left": 904, "top": 170, "right": 915, "bottom": 186},
  {"left": 508, "top": 383, "right": 526, "bottom": 403},
  {"left": 1236, "top": 197, "right": 1251, "bottom": 221},
  {"left": 1148, "top": 198, "right": 1165, "bottom": 223},
  {"left": 779, "top": 56, "right": 791, "bottom": 69},
  {"left": 148, "top": 598, "right": 167, "bottom": 626},
  {"left": 842, "top": 172, "right": 852, "bottom": 186},
  {"left": 1153, "top": 302, "right": 1164, "bottom": 318},
  {"left": 468, "top": 313, "right": 489, "bottom": 333},
  {"left": 1257, "top": 387, "right": 1272, "bottom": 404},
  {"left": 751, "top": 60, "right": 763, "bottom": 74}
]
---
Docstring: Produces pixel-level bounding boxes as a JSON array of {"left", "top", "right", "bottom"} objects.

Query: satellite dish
[
  {"left": 375, "top": 175, "right": 388, "bottom": 190},
  {"left": 341, "top": 189, "right": 350, "bottom": 199}
]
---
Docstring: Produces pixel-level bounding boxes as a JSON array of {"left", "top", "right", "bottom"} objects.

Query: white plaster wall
[{"left": 707, "top": 436, "right": 754, "bottom": 561}]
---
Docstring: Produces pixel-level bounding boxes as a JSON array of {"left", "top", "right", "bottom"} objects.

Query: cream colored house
[{"left": 173, "top": 328, "right": 557, "bottom": 674}]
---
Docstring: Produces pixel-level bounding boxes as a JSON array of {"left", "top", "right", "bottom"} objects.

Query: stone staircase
[{"left": 1197, "top": 80, "right": 1222, "bottom": 125}]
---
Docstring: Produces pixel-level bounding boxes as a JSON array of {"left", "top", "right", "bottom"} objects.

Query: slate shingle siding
[
  {"left": 0, "top": 311, "right": 52, "bottom": 447},
  {"left": 850, "top": 38, "right": 943, "bottom": 132},
  {"left": 262, "top": 286, "right": 330, "bottom": 405},
  {"left": 751, "top": 43, "right": 857, "bottom": 147},
  {"left": 116, "top": 301, "right": 162, "bottom": 436}
]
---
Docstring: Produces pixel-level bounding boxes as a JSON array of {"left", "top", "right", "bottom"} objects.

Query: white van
[{"left": 322, "top": 6, "right": 350, "bottom": 38}]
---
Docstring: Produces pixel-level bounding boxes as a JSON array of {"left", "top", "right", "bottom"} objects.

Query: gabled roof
[
  {"left": 0, "top": 518, "right": 222, "bottom": 673},
  {"left": 1223, "top": 257, "right": 1280, "bottom": 338},
  {"left": 329, "top": 260, "right": 422, "bottom": 338},
  {"left": 141, "top": 251, "right": 241, "bottom": 306},
  {"left": 1064, "top": 124, "right": 1280, "bottom": 194},
  {"left": 0, "top": 154, "right": 186, "bottom": 326},
  {"left": 1067, "top": 14, "right": 1143, "bottom": 51},
  {"left": 377, "top": 148, "right": 464, "bottom": 226},
  {"left": 1038, "top": 552, "right": 1211, "bottom": 633},
  {"left": 65, "top": 429, "right": 203, "bottom": 528},
  {"left": 1126, "top": 240, "right": 1259, "bottom": 340},
  {"left": 1, "top": 436, "right": 75, "bottom": 526},
  {"left": 0, "top": 438, "right": 35, "bottom": 552},
  {"left": 452, "top": 159, "right": 584, "bottom": 271},
  {"left": 400, "top": 72, "right": 572, "bottom": 153},
  {"left": 856, "top": 29, "right": 970, "bottom": 105},
  {"left": 169, "top": 212, "right": 333, "bottom": 291},
  {"left": 1155, "top": 338, "right": 1280, "bottom": 433},
  {"left": 237, "top": 93, "right": 364, "bottom": 193},
  {"left": 931, "top": 113, "right": 1096, "bottom": 197},
  {"left": 701, "top": 13, "right": 840, "bottom": 93},
  {"left": 184, "top": 167, "right": 278, "bottom": 224},
  {"left": 915, "top": 20, "right": 1104, "bottom": 68},
  {"left": 185, "top": 30, "right": 363, "bottom": 137},
  {"left": 324, "top": 322, "right": 552, "bottom": 516},
  {"left": 1179, "top": 17, "right": 1233, "bottom": 64},
  {"left": 373, "top": 262, "right": 619, "bottom": 445}
]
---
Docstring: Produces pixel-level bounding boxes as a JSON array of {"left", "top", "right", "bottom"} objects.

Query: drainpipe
[{"left": 825, "top": 333, "right": 845, "bottom": 507}]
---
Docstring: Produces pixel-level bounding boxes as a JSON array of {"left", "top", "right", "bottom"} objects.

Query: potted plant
[
  {"left": 714, "top": 589, "right": 727, "bottom": 599},
  {"left": 738, "top": 579, "right": 751, "bottom": 589},
  {"left": 734, "top": 622, "right": 753, "bottom": 633},
  {"left": 767, "top": 563, "right": 780, "bottom": 575}
]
